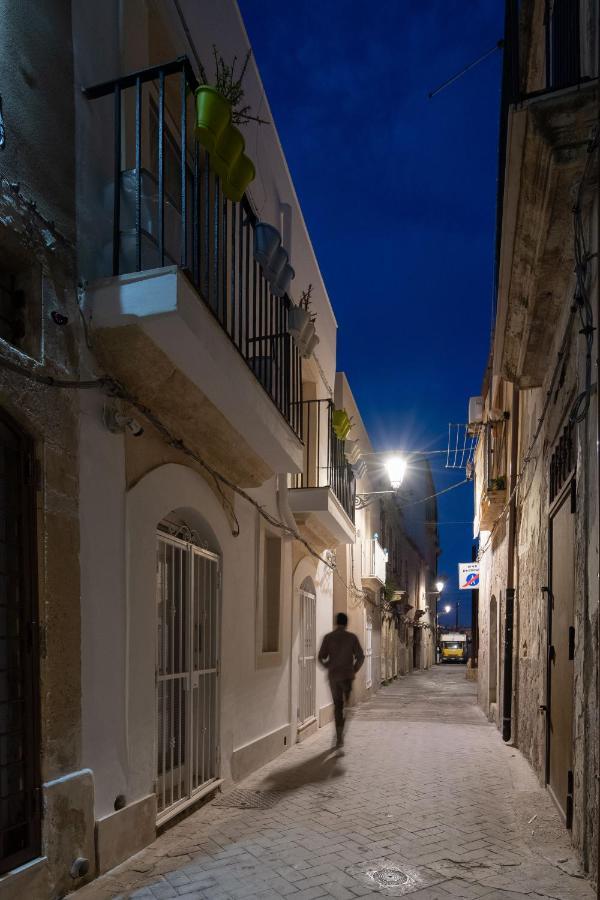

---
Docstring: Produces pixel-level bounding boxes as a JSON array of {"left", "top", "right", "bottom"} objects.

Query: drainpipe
[
  {"left": 503, "top": 386, "right": 519, "bottom": 742},
  {"left": 277, "top": 474, "right": 299, "bottom": 745}
]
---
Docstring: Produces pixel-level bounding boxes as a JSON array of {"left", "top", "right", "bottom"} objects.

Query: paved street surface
[{"left": 74, "top": 667, "right": 595, "bottom": 900}]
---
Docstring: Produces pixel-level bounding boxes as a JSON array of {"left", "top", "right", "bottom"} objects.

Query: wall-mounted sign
[{"left": 458, "top": 562, "right": 479, "bottom": 590}]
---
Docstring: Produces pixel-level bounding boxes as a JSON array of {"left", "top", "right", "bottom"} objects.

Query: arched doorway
[
  {"left": 489, "top": 595, "right": 498, "bottom": 705},
  {"left": 155, "top": 510, "right": 220, "bottom": 823},
  {"left": 298, "top": 577, "right": 316, "bottom": 726},
  {"left": 0, "top": 412, "right": 40, "bottom": 874}
]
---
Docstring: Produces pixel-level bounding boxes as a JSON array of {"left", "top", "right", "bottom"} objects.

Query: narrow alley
[{"left": 73, "top": 668, "right": 594, "bottom": 900}]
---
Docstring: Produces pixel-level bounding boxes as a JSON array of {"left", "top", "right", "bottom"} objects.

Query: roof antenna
[{"left": 428, "top": 39, "right": 504, "bottom": 99}]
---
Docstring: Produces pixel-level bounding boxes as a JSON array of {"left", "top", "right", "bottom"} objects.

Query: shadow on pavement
[{"left": 258, "top": 748, "right": 345, "bottom": 793}]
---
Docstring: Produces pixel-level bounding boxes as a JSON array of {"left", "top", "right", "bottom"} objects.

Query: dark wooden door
[
  {"left": 0, "top": 413, "right": 40, "bottom": 873},
  {"left": 547, "top": 484, "right": 575, "bottom": 826}
]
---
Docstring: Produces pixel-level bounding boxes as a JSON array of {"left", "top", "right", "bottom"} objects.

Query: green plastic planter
[
  {"left": 195, "top": 86, "right": 231, "bottom": 154},
  {"left": 332, "top": 409, "right": 352, "bottom": 441},
  {"left": 194, "top": 86, "right": 255, "bottom": 202}
]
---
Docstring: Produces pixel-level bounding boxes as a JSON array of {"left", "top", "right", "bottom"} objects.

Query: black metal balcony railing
[
  {"left": 291, "top": 399, "right": 356, "bottom": 524},
  {"left": 84, "top": 57, "right": 302, "bottom": 439},
  {"left": 503, "top": 0, "right": 586, "bottom": 106}
]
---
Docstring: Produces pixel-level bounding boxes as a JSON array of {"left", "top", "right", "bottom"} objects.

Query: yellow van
[{"left": 440, "top": 633, "right": 468, "bottom": 663}]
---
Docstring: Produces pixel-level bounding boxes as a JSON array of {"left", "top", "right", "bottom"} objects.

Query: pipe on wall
[{"left": 503, "top": 385, "right": 520, "bottom": 742}]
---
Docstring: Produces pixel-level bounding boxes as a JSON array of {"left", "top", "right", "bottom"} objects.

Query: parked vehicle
[{"left": 439, "top": 632, "right": 468, "bottom": 663}]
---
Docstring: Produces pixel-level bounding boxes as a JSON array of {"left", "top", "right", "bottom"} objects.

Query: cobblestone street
[{"left": 73, "top": 667, "right": 595, "bottom": 900}]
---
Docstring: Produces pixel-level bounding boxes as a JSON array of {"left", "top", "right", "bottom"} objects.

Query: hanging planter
[
  {"left": 194, "top": 85, "right": 231, "bottom": 154},
  {"left": 300, "top": 324, "right": 319, "bottom": 359},
  {"left": 254, "top": 222, "right": 295, "bottom": 297},
  {"left": 332, "top": 409, "right": 352, "bottom": 441},
  {"left": 195, "top": 86, "right": 256, "bottom": 202},
  {"left": 288, "top": 305, "right": 312, "bottom": 342}
]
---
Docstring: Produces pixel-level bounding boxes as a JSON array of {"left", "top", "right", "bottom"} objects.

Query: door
[
  {"left": 298, "top": 584, "right": 316, "bottom": 725},
  {"left": 156, "top": 533, "right": 219, "bottom": 823},
  {"left": 365, "top": 615, "right": 373, "bottom": 689},
  {"left": 0, "top": 415, "right": 40, "bottom": 874},
  {"left": 547, "top": 483, "right": 575, "bottom": 826}
]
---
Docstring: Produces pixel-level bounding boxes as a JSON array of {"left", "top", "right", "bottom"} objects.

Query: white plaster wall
[
  {"left": 80, "top": 391, "right": 129, "bottom": 817},
  {"left": 80, "top": 427, "right": 295, "bottom": 815}
]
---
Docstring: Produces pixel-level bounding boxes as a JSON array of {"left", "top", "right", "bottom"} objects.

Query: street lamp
[
  {"left": 355, "top": 456, "right": 407, "bottom": 508},
  {"left": 385, "top": 456, "right": 407, "bottom": 490},
  {"left": 435, "top": 579, "right": 445, "bottom": 593}
]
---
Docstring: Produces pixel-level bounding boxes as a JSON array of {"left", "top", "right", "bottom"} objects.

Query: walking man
[{"left": 318, "top": 612, "right": 364, "bottom": 748}]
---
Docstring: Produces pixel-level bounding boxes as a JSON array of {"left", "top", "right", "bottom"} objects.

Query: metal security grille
[
  {"left": 298, "top": 586, "right": 316, "bottom": 726},
  {"left": 156, "top": 533, "right": 219, "bottom": 823},
  {"left": 365, "top": 615, "right": 373, "bottom": 689},
  {"left": 0, "top": 415, "right": 39, "bottom": 874}
]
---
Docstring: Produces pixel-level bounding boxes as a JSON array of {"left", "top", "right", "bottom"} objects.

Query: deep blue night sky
[{"left": 239, "top": 0, "right": 504, "bottom": 628}]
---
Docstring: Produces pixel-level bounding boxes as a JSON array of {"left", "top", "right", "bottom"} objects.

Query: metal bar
[
  {"left": 158, "top": 70, "right": 165, "bottom": 268},
  {"left": 245, "top": 222, "right": 251, "bottom": 361},
  {"left": 231, "top": 202, "right": 237, "bottom": 347},
  {"left": 180, "top": 69, "right": 188, "bottom": 268},
  {"left": 192, "top": 140, "right": 199, "bottom": 285},
  {"left": 204, "top": 153, "right": 210, "bottom": 299},
  {"left": 222, "top": 193, "right": 228, "bottom": 329},
  {"left": 213, "top": 174, "right": 220, "bottom": 316},
  {"left": 112, "top": 85, "right": 121, "bottom": 276},
  {"left": 83, "top": 55, "right": 198, "bottom": 99},
  {"left": 135, "top": 75, "right": 142, "bottom": 272}
]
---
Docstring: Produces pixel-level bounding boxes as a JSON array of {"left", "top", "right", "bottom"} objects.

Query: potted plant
[
  {"left": 194, "top": 47, "right": 265, "bottom": 201},
  {"left": 332, "top": 409, "right": 352, "bottom": 441},
  {"left": 254, "top": 222, "right": 295, "bottom": 297}
]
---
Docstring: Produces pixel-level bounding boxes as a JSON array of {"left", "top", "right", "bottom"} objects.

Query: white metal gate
[
  {"left": 156, "top": 533, "right": 220, "bottom": 823},
  {"left": 298, "top": 586, "right": 316, "bottom": 725},
  {"left": 365, "top": 614, "right": 373, "bottom": 689}
]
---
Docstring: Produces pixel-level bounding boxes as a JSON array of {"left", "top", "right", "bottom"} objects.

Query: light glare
[{"left": 386, "top": 456, "right": 407, "bottom": 489}]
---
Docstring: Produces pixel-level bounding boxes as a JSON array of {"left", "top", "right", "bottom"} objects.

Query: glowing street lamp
[
  {"left": 435, "top": 579, "right": 445, "bottom": 593},
  {"left": 385, "top": 456, "right": 407, "bottom": 490},
  {"left": 444, "top": 604, "right": 451, "bottom": 614}
]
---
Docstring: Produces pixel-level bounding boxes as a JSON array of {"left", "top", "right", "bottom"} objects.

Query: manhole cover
[
  {"left": 370, "top": 867, "right": 409, "bottom": 887},
  {"left": 346, "top": 858, "right": 434, "bottom": 896},
  {"left": 212, "top": 789, "right": 280, "bottom": 809}
]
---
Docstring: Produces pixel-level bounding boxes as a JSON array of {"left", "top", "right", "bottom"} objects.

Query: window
[
  {"left": 0, "top": 239, "right": 41, "bottom": 357},
  {"left": 261, "top": 534, "right": 282, "bottom": 653}
]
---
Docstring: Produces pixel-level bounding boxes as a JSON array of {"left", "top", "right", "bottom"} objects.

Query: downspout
[
  {"left": 277, "top": 474, "right": 299, "bottom": 743},
  {"left": 503, "top": 385, "right": 519, "bottom": 742}
]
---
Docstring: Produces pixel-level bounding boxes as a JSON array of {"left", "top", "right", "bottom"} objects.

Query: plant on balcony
[
  {"left": 288, "top": 285, "right": 320, "bottom": 358},
  {"left": 332, "top": 408, "right": 352, "bottom": 441},
  {"left": 254, "top": 222, "right": 295, "bottom": 297},
  {"left": 194, "top": 47, "right": 267, "bottom": 202},
  {"left": 488, "top": 476, "right": 506, "bottom": 491}
]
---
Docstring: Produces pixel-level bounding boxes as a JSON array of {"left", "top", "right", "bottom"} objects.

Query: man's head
[{"left": 335, "top": 612, "right": 348, "bottom": 628}]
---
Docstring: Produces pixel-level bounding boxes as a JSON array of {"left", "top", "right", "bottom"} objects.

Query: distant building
[{"left": 471, "top": 0, "right": 598, "bottom": 883}]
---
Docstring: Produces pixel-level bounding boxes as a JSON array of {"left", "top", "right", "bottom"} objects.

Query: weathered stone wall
[{"left": 0, "top": 3, "right": 98, "bottom": 894}]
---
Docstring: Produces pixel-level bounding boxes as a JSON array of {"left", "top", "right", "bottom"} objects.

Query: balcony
[
  {"left": 361, "top": 538, "right": 387, "bottom": 589},
  {"left": 494, "top": 1, "right": 598, "bottom": 387},
  {"left": 289, "top": 399, "right": 356, "bottom": 551},
  {"left": 83, "top": 58, "right": 303, "bottom": 486}
]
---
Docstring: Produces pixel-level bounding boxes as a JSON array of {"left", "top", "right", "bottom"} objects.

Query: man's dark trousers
[{"left": 329, "top": 677, "right": 353, "bottom": 730}]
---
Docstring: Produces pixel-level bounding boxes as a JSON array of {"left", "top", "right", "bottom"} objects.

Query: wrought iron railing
[
  {"left": 84, "top": 57, "right": 302, "bottom": 439},
  {"left": 291, "top": 399, "right": 356, "bottom": 523}
]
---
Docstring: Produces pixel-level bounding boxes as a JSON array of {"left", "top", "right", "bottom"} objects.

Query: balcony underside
[
  {"left": 362, "top": 574, "right": 385, "bottom": 590},
  {"left": 494, "top": 81, "right": 598, "bottom": 387},
  {"left": 288, "top": 487, "right": 356, "bottom": 552},
  {"left": 87, "top": 267, "right": 303, "bottom": 487},
  {"left": 479, "top": 488, "right": 507, "bottom": 532}
]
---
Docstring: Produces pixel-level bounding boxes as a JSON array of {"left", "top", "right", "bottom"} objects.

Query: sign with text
[{"left": 458, "top": 562, "right": 480, "bottom": 590}]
